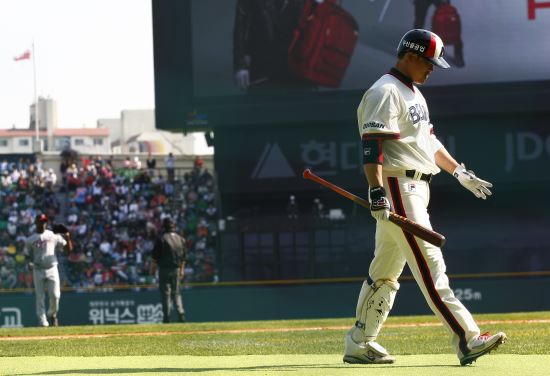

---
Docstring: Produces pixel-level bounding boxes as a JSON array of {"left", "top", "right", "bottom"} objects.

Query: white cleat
[
  {"left": 460, "top": 332, "right": 507, "bottom": 366},
  {"left": 343, "top": 332, "right": 395, "bottom": 364}
]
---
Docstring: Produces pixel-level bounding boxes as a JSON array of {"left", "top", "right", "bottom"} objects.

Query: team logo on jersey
[
  {"left": 364, "top": 147, "right": 371, "bottom": 156},
  {"left": 363, "top": 121, "right": 386, "bottom": 130},
  {"left": 33, "top": 239, "right": 46, "bottom": 248},
  {"left": 408, "top": 104, "right": 428, "bottom": 125}
]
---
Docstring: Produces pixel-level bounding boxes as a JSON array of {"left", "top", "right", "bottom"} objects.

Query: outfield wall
[{"left": 1, "top": 277, "right": 548, "bottom": 327}]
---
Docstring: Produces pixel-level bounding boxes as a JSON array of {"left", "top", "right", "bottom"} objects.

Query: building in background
[
  {"left": 0, "top": 97, "right": 110, "bottom": 154},
  {"left": 0, "top": 127, "right": 110, "bottom": 154},
  {"left": 100, "top": 109, "right": 201, "bottom": 155},
  {"left": 30, "top": 96, "right": 58, "bottom": 152},
  {"left": 0, "top": 100, "right": 212, "bottom": 156}
]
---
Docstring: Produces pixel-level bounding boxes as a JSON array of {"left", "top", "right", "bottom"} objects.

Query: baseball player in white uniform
[
  {"left": 26, "top": 214, "right": 73, "bottom": 327},
  {"left": 343, "top": 29, "right": 506, "bottom": 366}
]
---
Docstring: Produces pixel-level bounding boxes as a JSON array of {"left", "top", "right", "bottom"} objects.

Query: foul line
[{"left": 0, "top": 318, "right": 548, "bottom": 342}]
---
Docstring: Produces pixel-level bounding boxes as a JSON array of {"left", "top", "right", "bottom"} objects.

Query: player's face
[
  {"left": 35, "top": 221, "right": 46, "bottom": 233},
  {"left": 410, "top": 54, "right": 434, "bottom": 84}
]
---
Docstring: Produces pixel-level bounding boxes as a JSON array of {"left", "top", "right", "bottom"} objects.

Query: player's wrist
[
  {"left": 369, "top": 186, "right": 386, "bottom": 201},
  {"left": 369, "top": 186, "right": 390, "bottom": 221},
  {"left": 452, "top": 164, "right": 466, "bottom": 178}
]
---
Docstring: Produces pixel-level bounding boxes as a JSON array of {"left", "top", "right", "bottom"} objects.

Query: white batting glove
[
  {"left": 453, "top": 164, "right": 493, "bottom": 199},
  {"left": 369, "top": 186, "right": 391, "bottom": 221},
  {"left": 234, "top": 69, "right": 250, "bottom": 90}
]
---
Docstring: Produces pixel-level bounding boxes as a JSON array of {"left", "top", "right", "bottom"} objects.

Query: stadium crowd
[{"left": 0, "top": 155, "right": 219, "bottom": 290}]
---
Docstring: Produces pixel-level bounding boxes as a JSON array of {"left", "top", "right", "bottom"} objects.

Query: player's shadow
[{"left": 7, "top": 363, "right": 462, "bottom": 375}]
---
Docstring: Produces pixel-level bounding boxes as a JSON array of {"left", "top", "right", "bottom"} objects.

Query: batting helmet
[
  {"left": 35, "top": 214, "right": 48, "bottom": 223},
  {"left": 397, "top": 29, "right": 450, "bottom": 69}
]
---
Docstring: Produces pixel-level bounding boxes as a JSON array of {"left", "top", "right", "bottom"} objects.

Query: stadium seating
[{"left": 0, "top": 155, "right": 218, "bottom": 290}]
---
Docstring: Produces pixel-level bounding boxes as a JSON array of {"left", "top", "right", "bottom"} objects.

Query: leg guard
[{"left": 351, "top": 279, "right": 399, "bottom": 343}]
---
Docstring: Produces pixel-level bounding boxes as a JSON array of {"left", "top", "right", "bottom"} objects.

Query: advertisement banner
[
  {"left": 2, "top": 277, "right": 550, "bottom": 326},
  {"left": 215, "top": 114, "right": 550, "bottom": 193},
  {"left": 0, "top": 291, "right": 163, "bottom": 328}
]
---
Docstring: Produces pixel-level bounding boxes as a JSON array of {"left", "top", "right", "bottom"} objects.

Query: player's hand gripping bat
[{"left": 303, "top": 169, "right": 446, "bottom": 247}]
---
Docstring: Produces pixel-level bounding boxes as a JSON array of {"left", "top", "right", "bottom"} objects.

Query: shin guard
[{"left": 352, "top": 279, "right": 399, "bottom": 342}]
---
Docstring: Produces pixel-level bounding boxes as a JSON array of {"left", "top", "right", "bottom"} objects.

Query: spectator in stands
[
  {"left": 45, "top": 168, "right": 57, "bottom": 189},
  {"left": 165, "top": 153, "right": 175, "bottom": 182},
  {"left": 132, "top": 156, "right": 142, "bottom": 170},
  {"left": 194, "top": 156, "right": 204, "bottom": 169},
  {"left": 59, "top": 159, "right": 68, "bottom": 190},
  {"left": 287, "top": 195, "right": 299, "bottom": 220},
  {"left": 312, "top": 198, "right": 325, "bottom": 219},
  {"left": 146, "top": 152, "right": 156, "bottom": 177},
  {"left": 1, "top": 154, "right": 219, "bottom": 291}
]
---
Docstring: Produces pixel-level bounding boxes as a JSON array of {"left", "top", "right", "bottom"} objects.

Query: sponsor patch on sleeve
[{"left": 362, "top": 121, "right": 386, "bottom": 130}]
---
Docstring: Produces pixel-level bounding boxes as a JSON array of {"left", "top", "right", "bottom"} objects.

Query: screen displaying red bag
[
  {"left": 432, "top": 3, "right": 461, "bottom": 45},
  {"left": 288, "top": 0, "right": 359, "bottom": 88}
]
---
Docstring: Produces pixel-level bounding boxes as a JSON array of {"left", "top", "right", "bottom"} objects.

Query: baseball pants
[
  {"left": 159, "top": 267, "right": 185, "bottom": 322},
  {"left": 33, "top": 266, "right": 61, "bottom": 326},
  {"left": 369, "top": 175, "right": 480, "bottom": 357}
]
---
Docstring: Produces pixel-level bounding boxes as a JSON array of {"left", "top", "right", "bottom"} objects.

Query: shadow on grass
[{"left": 8, "top": 363, "right": 462, "bottom": 375}]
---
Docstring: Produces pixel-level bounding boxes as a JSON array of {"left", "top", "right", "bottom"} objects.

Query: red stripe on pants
[{"left": 387, "top": 177, "right": 469, "bottom": 356}]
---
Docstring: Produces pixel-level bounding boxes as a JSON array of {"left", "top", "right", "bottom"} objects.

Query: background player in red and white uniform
[
  {"left": 343, "top": 29, "right": 506, "bottom": 366},
  {"left": 26, "top": 214, "right": 73, "bottom": 327}
]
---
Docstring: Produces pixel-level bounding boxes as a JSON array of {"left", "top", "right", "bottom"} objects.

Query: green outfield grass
[{"left": 0, "top": 311, "right": 549, "bottom": 375}]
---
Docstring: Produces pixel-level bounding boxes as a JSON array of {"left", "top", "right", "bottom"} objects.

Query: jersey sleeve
[
  {"left": 429, "top": 123, "right": 444, "bottom": 152},
  {"left": 55, "top": 234, "right": 67, "bottom": 247},
  {"left": 358, "top": 86, "right": 401, "bottom": 141}
]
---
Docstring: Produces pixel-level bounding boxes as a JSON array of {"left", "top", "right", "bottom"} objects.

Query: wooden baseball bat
[{"left": 302, "top": 169, "right": 446, "bottom": 247}]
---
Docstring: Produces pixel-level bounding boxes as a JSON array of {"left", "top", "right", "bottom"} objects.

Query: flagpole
[{"left": 32, "top": 41, "right": 39, "bottom": 146}]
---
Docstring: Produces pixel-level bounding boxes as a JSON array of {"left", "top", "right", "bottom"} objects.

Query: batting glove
[
  {"left": 369, "top": 186, "right": 391, "bottom": 221},
  {"left": 453, "top": 164, "right": 493, "bottom": 199}
]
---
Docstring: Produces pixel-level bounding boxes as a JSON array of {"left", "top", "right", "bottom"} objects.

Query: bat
[{"left": 302, "top": 169, "right": 446, "bottom": 247}]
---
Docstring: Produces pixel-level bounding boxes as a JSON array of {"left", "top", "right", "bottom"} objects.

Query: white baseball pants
[
  {"left": 369, "top": 176, "right": 480, "bottom": 357},
  {"left": 33, "top": 266, "right": 61, "bottom": 326}
]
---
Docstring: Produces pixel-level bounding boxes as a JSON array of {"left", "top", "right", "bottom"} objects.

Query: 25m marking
[{"left": 454, "top": 288, "right": 482, "bottom": 301}]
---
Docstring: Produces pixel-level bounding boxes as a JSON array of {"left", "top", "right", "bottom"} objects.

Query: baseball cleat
[
  {"left": 343, "top": 333, "right": 395, "bottom": 364},
  {"left": 460, "top": 332, "right": 507, "bottom": 366}
]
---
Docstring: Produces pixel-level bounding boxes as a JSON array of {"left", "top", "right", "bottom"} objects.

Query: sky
[{"left": 0, "top": 0, "right": 156, "bottom": 129}]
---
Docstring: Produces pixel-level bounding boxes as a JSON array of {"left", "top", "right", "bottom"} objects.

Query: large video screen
[
  {"left": 191, "top": 0, "right": 550, "bottom": 97},
  {"left": 153, "top": 0, "right": 550, "bottom": 129}
]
